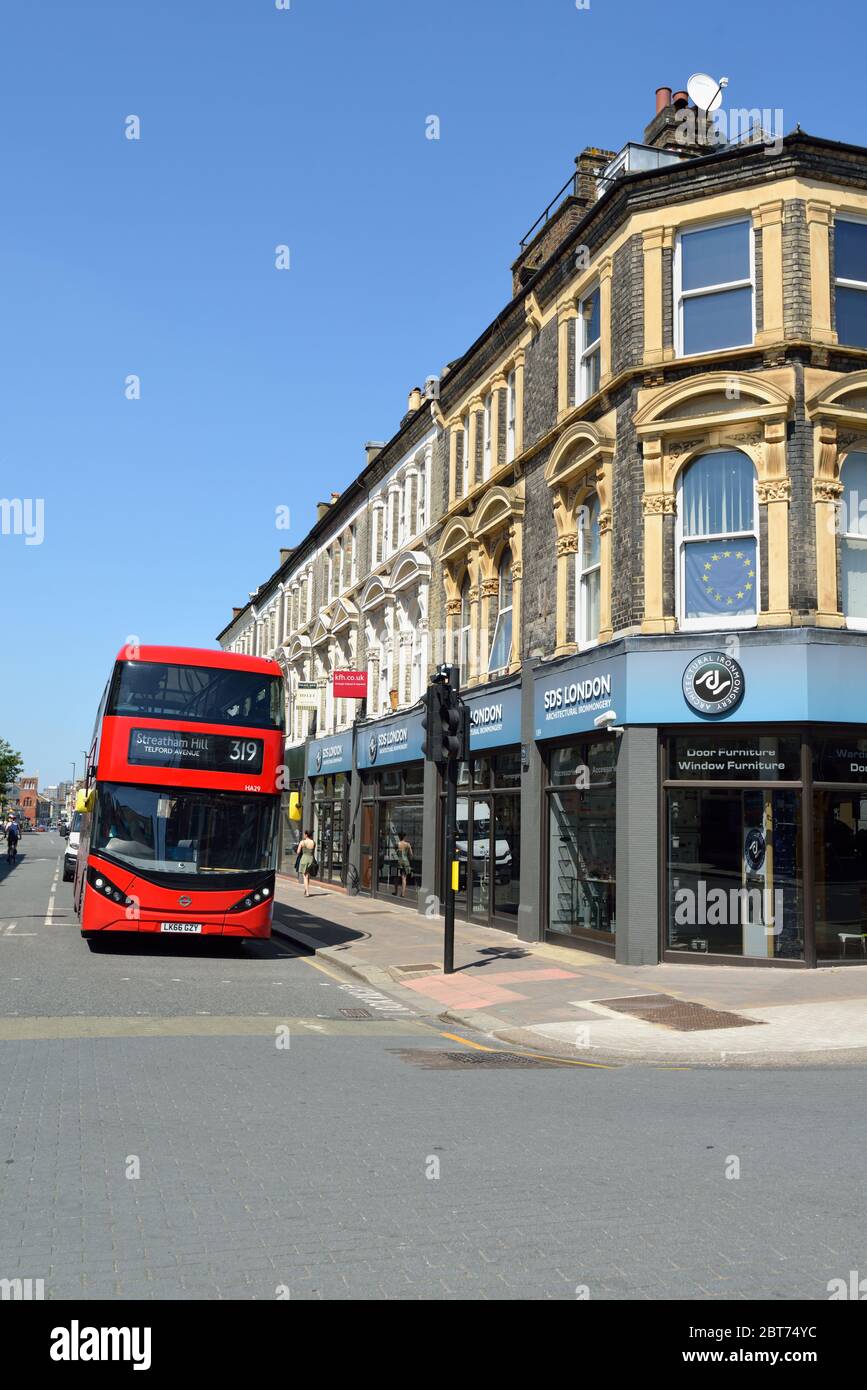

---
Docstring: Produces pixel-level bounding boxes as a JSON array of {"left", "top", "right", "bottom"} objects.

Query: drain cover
[
  {"left": 338, "top": 1007, "right": 374, "bottom": 1019},
  {"left": 595, "top": 994, "right": 763, "bottom": 1032},
  {"left": 393, "top": 963, "right": 439, "bottom": 974},
  {"left": 389, "top": 1048, "right": 561, "bottom": 1069}
]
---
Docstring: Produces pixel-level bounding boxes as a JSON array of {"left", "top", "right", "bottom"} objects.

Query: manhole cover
[
  {"left": 389, "top": 1048, "right": 561, "bottom": 1069},
  {"left": 338, "top": 1008, "right": 374, "bottom": 1019},
  {"left": 595, "top": 994, "right": 763, "bottom": 1032},
  {"left": 393, "top": 963, "right": 439, "bottom": 974}
]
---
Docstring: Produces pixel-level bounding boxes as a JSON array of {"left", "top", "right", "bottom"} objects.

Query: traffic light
[{"left": 421, "top": 668, "right": 469, "bottom": 764}]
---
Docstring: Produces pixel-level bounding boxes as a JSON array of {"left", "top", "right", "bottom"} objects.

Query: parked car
[{"left": 63, "top": 812, "right": 82, "bottom": 882}]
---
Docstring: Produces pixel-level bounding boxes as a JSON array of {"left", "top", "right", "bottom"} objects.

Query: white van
[{"left": 63, "top": 811, "right": 82, "bottom": 883}]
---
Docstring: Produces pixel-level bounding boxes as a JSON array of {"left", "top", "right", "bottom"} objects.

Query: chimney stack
[{"left": 365, "top": 441, "right": 385, "bottom": 466}]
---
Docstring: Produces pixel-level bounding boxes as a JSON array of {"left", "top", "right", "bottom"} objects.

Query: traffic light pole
[{"left": 443, "top": 753, "right": 458, "bottom": 975}]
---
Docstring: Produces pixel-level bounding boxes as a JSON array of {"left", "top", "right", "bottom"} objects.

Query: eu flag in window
[{"left": 685, "top": 540, "right": 757, "bottom": 620}]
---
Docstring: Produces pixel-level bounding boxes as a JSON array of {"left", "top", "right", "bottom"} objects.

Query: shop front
[
  {"left": 306, "top": 731, "right": 353, "bottom": 885},
  {"left": 532, "top": 631, "right": 867, "bottom": 967},
  {"left": 448, "top": 683, "right": 523, "bottom": 930},
  {"left": 356, "top": 709, "right": 426, "bottom": 901},
  {"left": 534, "top": 654, "right": 626, "bottom": 953}
]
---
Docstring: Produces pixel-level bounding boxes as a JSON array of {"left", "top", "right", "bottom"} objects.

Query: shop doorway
[
  {"left": 312, "top": 775, "right": 348, "bottom": 885},
  {"left": 450, "top": 752, "right": 521, "bottom": 930}
]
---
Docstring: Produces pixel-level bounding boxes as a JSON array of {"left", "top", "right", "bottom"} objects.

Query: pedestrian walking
[{"left": 298, "top": 829, "right": 317, "bottom": 898}]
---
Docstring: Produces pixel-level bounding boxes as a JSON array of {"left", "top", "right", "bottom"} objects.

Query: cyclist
[{"left": 5, "top": 817, "right": 20, "bottom": 863}]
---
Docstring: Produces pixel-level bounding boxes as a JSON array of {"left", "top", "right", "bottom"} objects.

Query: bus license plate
[{"left": 160, "top": 922, "right": 203, "bottom": 934}]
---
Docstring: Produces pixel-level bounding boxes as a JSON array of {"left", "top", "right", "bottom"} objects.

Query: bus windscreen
[
  {"left": 107, "top": 661, "right": 284, "bottom": 730},
  {"left": 93, "top": 783, "right": 278, "bottom": 879}
]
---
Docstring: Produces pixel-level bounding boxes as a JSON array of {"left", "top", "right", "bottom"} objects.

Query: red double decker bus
[{"left": 73, "top": 646, "right": 284, "bottom": 943}]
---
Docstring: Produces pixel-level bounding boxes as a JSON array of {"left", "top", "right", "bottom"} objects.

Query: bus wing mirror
[{"left": 75, "top": 789, "right": 95, "bottom": 814}]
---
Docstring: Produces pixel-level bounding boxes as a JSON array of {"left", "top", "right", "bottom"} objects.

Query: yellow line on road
[
  {"left": 297, "top": 953, "right": 354, "bottom": 984},
  {"left": 441, "top": 1029, "right": 616, "bottom": 1068},
  {"left": 440, "top": 1031, "right": 497, "bottom": 1051}
]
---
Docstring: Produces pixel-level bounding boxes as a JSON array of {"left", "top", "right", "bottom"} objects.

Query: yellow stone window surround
[
  {"left": 439, "top": 483, "right": 525, "bottom": 685},
  {"left": 543, "top": 420, "right": 614, "bottom": 654},
  {"left": 633, "top": 370, "right": 795, "bottom": 634},
  {"left": 806, "top": 368, "right": 867, "bottom": 627}
]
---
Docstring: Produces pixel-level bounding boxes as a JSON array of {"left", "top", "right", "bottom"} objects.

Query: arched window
[
  {"left": 577, "top": 495, "right": 601, "bottom": 647},
  {"left": 677, "top": 449, "right": 758, "bottom": 628},
  {"left": 488, "top": 548, "right": 513, "bottom": 672},
  {"left": 840, "top": 450, "right": 867, "bottom": 624},
  {"left": 459, "top": 575, "right": 471, "bottom": 679}
]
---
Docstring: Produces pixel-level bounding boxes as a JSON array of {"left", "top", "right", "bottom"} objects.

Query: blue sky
[{"left": 0, "top": 0, "right": 863, "bottom": 786}]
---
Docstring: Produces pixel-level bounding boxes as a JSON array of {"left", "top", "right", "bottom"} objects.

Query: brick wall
[{"left": 611, "top": 236, "right": 644, "bottom": 377}]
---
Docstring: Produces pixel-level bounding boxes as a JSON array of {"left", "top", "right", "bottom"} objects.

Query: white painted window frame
[
  {"left": 673, "top": 216, "right": 755, "bottom": 359},
  {"left": 675, "top": 448, "right": 760, "bottom": 632}
]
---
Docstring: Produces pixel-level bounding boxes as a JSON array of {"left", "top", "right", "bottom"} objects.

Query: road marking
[
  {"left": 440, "top": 1031, "right": 497, "bottom": 1052},
  {"left": 0, "top": 1015, "right": 432, "bottom": 1041},
  {"left": 441, "top": 1029, "right": 617, "bottom": 1068},
  {"left": 298, "top": 954, "right": 353, "bottom": 984}
]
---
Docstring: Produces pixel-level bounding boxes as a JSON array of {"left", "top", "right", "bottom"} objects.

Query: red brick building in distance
[{"left": 19, "top": 777, "right": 38, "bottom": 826}]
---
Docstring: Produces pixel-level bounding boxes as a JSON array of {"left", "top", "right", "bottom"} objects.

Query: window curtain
[{"left": 682, "top": 450, "right": 754, "bottom": 537}]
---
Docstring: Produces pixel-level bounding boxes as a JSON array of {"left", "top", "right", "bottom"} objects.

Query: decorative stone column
[
  {"left": 446, "top": 598, "right": 462, "bottom": 669},
  {"left": 510, "top": 539, "right": 523, "bottom": 673},
  {"left": 640, "top": 434, "right": 675, "bottom": 632},
  {"left": 467, "top": 400, "right": 481, "bottom": 489},
  {"left": 480, "top": 575, "right": 499, "bottom": 674},
  {"left": 557, "top": 300, "right": 578, "bottom": 418},
  {"left": 642, "top": 227, "right": 673, "bottom": 366},
  {"left": 754, "top": 201, "right": 784, "bottom": 346},
  {"left": 757, "top": 419, "right": 792, "bottom": 625},
  {"left": 598, "top": 504, "right": 613, "bottom": 642},
  {"left": 807, "top": 202, "right": 835, "bottom": 346},
  {"left": 513, "top": 348, "right": 526, "bottom": 457},
  {"left": 598, "top": 255, "right": 613, "bottom": 387},
  {"left": 448, "top": 421, "right": 459, "bottom": 501},
  {"left": 489, "top": 374, "right": 506, "bottom": 475},
  {"left": 555, "top": 532, "right": 578, "bottom": 653},
  {"left": 813, "top": 420, "right": 845, "bottom": 625}
]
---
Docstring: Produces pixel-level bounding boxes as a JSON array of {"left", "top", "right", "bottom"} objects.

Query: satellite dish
[{"left": 687, "top": 72, "right": 727, "bottom": 112}]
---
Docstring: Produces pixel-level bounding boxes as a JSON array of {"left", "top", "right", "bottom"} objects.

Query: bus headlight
[
  {"left": 228, "top": 876, "right": 275, "bottom": 913},
  {"left": 87, "top": 865, "right": 134, "bottom": 907}
]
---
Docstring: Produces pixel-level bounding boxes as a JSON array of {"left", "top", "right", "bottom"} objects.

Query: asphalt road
[{"left": 1, "top": 833, "right": 866, "bottom": 1301}]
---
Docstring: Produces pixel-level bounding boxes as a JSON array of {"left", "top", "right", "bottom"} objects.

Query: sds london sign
[
  {"left": 534, "top": 656, "right": 624, "bottom": 739},
  {"left": 466, "top": 685, "right": 521, "bottom": 751}
]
